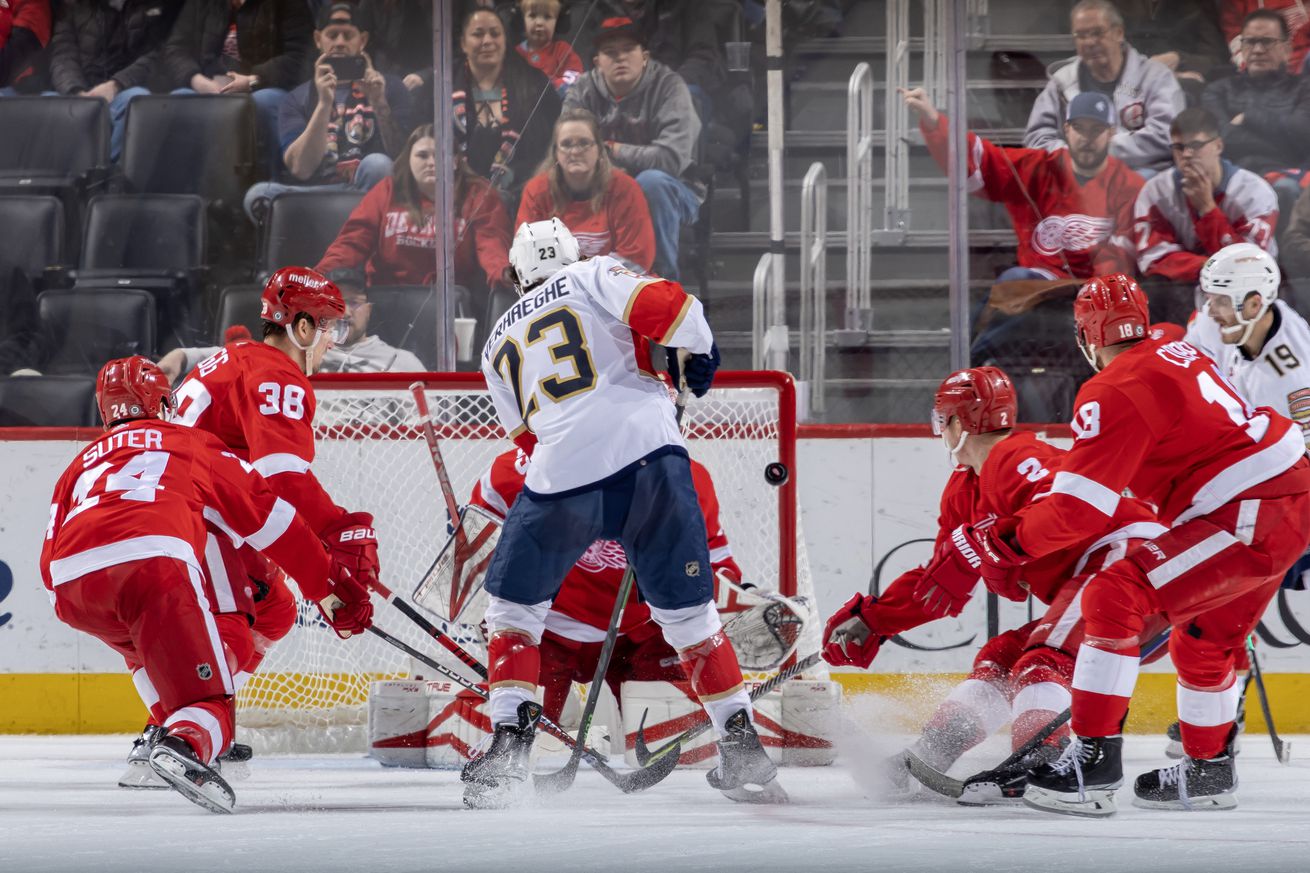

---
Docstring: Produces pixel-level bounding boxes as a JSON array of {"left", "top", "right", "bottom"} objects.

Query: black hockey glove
[{"left": 667, "top": 342, "right": 720, "bottom": 398}]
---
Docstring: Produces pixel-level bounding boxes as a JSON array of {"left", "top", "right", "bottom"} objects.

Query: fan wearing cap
[
  {"left": 822, "top": 366, "right": 1165, "bottom": 804},
  {"left": 947, "top": 275, "right": 1310, "bottom": 815},
  {"left": 41, "top": 356, "right": 339, "bottom": 812}
]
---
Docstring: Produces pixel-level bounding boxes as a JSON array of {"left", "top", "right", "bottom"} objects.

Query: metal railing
[
  {"left": 844, "top": 62, "right": 875, "bottom": 339},
  {"left": 800, "top": 162, "right": 828, "bottom": 416},
  {"left": 752, "top": 252, "right": 786, "bottom": 371}
]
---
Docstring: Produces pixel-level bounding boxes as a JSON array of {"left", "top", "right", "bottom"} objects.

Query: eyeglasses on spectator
[{"left": 1169, "top": 137, "right": 1218, "bottom": 155}]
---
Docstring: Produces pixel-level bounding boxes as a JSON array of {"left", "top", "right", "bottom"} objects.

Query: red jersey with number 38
[
  {"left": 1012, "top": 337, "right": 1307, "bottom": 558},
  {"left": 173, "top": 340, "right": 347, "bottom": 534}
]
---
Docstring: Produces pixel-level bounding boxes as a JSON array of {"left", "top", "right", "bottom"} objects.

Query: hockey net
[{"left": 236, "top": 371, "right": 821, "bottom": 753}]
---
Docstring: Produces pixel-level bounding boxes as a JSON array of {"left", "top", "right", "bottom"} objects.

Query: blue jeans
[
  {"left": 32, "top": 87, "right": 149, "bottom": 162},
  {"left": 635, "top": 168, "right": 702, "bottom": 281},
  {"left": 172, "top": 86, "right": 288, "bottom": 177},
  {"left": 242, "top": 151, "right": 392, "bottom": 222}
]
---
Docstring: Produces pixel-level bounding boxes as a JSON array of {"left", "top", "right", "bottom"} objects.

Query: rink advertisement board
[{"left": 4, "top": 429, "right": 1310, "bottom": 732}]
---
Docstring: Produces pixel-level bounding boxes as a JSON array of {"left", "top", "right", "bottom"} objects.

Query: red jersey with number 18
[
  {"left": 172, "top": 340, "right": 347, "bottom": 534},
  {"left": 1011, "top": 337, "right": 1306, "bottom": 559}
]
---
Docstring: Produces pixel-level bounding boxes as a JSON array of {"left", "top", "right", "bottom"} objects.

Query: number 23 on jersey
[{"left": 491, "top": 307, "right": 598, "bottom": 423}]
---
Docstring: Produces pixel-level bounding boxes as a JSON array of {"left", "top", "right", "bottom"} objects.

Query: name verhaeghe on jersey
[{"left": 483, "top": 275, "right": 574, "bottom": 361}]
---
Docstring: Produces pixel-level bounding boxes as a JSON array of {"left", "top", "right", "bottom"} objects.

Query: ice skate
[
  {"left": 148, "top": 733, "right": 236, "bottom": 814},
  {"left": 1134, "top": 729, "right": 1238, "bottom": 811},
  {"left": 706, "top": 710, "right": 788, "bottom": 804},
  {"left": 216, "top": 741, "right": 253, "bottom": 781},
  {"left": 117, "top": 725, "right": 168, "bottom": 790},
  {"left": 461, "top": 701, "right": 542, "bottom": 810},
  {"left": 1165, "top": 710, "right": 1243, "bottom": 760},
  {"left": 958, "top": 740, "right": 1064, "bottom": 806},
  {"left": 1022, "top": 735, "right": 1122, "bottom": 818}
]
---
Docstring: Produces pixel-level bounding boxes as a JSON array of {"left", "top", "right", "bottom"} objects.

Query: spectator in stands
[
  {"left": 317, "top": 123, "right": 513, "bottom": 298},
  {"left": 1201, "top": 9, "right": 1310, "bottom": 225},
  {"left": 1025, "top": 0, "right": 1184, "bottom": 175},
  {"left": 161, "top": 0, "right": 313, "bottom": 177},
  {"left": 517, "top": 107, "right": 656, "bottom": 272},
  {"left": 357, "top": 0, "right": 432, "bottom": 92},
  {"left": 564, "top": 16, "right": 702, "bottom": 281},
  {"left": 0, "top": 0, "right": 51, "bottom": 91},
  {"left": 242, "top": 3, "right": 411, "bottom": 222},
  {"left": 1222, "top": 1, "right": 1310, "bottom": 75},
  {"left": 47, "top": 0, "right": 180, "bottom": 162},
  {"left": 1116, "top": 0, "right": 1231, "bottom": 101},
  {"left": 454, "top": 6, "right": 561, "bottom": 198},
  {"left": 583, "top": 0, "right": 727, "bottom": 103},
  {"left": 516, "top": 0, "right": 581, "bottom": 95},
  {"left": 1134, "top": 107, "right": 1278, "bottom": 297},
  {"left": 1281, "top": 183, "right": 1310, "bottom": 284},
  {"left": 906, "top": 88, "right": 1144, "bottom": 364}
]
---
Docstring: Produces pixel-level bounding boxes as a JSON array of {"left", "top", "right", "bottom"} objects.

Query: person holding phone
[{"left": 242, "top": 2, "right": 411, "bottom": 222}]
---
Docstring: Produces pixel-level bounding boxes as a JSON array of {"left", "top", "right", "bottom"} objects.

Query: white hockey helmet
[
  {"left": 1200, "top": 243, "right": 1280, "bottom": 346},
  {"left": 508, "top": 218, "right": 581, "bottom": 292}
]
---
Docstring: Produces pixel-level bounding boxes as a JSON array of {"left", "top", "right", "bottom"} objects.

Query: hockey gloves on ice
[
  {"left": 822, "top": 593, "right": 884, "bottom": 668},
  {"left": 667, "top": 343, "right": 721, "bottom": 398},
  {"left": 957, "top": 516, "right": 1029, "bottom": 602}
]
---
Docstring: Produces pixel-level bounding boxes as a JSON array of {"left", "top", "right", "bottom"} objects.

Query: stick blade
[
  {"left": 1278, "top": 740, "right": 1293, "bottom": 765},
  {"left": 904, "top": 750, "right": 965, "bottom": 799},
  {"left": 614, "top": 741, "right": 681, "bottom": 793}
]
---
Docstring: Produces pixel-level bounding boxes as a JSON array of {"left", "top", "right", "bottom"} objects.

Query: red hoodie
[
  {"left": 318, "top": 174, "right": 512, "bottom": 288},
  {"left": 515, "top": 169, "right": 656, "bottom": 272}
]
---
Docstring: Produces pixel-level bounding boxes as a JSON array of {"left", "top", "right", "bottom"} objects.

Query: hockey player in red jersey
[
  {"left": 42, "top": 357, "right": 359, "bottom": 813},
  {"left": 469, "top": 447, "right": 745, "bottom": 728},
  {"left": 822, "top": 367, "right": 1166, "bottom": 803},
  {"left": 957, "top": 274, "right": 1310, "bottom": 816}
]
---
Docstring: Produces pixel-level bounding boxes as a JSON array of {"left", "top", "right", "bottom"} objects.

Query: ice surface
[{"left": 2, "top": 733, "right": 1308, "bottom": 873}]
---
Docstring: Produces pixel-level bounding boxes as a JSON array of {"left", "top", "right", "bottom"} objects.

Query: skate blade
[
  {"left": 721, "top": 778, "right": 790, "bottom": 805},
  {"left": 149, "top": 748, "right": 235, "bottom": 814},
  {"left": 1022, "top": 784, "right": 1118, "bottom": 818},
  {"left": 957, "top": 781, "right": 1023, "bottom": 807},
  {"left": 1131, "top": 792, "right": 1237, "bottom": 812},
  {"left": 118, "top": 760, "right": 169, "bottom": 790}
]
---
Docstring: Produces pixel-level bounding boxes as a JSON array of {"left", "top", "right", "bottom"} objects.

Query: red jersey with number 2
[
  {"left": 1012, "top": 338, "right": 1307, "bottom": 559},
  {"left": 173, "top": 340, "right": 346, "bottom": 534}
]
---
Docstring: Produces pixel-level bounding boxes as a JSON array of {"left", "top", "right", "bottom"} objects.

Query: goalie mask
[
  {"left": 931, "top": 367, "right": 1017, "bottom": 463},
  {"left": 509, "top": 218, "right": 581, "bottom": 292},
  {"left": 1200, "top": 243, "right": 1280, "bottom": 348}
]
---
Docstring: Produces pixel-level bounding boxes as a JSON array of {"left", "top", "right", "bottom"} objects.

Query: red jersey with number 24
[{"left": 1012, "top": 337, "right": 1307, "bottom": 559}]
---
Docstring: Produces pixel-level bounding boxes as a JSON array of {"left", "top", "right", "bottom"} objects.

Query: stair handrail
[
  {"left": 846, "top": 62, "right": 874, "bottom": 333},
  {"left": 800, "top": 161, "right": 828, "bottom": 416},
  {"left": 752, "top": 252, "right": 784, "bottom": 371}
]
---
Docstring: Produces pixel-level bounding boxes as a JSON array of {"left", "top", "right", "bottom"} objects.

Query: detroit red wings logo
[
  {"left": 1033, "top": 214, "right": 1113, "bottom": 255},
  {"left": 1119, "top": 101, "right": 1145, "bottom": 132},
  {"left": 576, "top": 540, "right": 629, "bottom": 573}
]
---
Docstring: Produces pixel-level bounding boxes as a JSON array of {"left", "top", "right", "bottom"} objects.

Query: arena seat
[
  {"left": 214, "top": 285, "right": 263, "bottom": 343},
  {"left": 260, "top": 189, "right": 364, "bottom": 275},
  {"left": 367, "top": 285, "right": 440, "bottom": 370},
  {"left": 0, "top": 374, "right": 97, "bottom": 427},
  {"left": 37, "top": 288, "right": 157, "bottom": 375},
  {"left": 0, "top": 195, "right": 67, "bottom": 282}
]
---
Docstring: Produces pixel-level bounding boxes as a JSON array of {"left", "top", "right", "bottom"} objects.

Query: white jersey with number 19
[{"left": 480, "top": 255, "right": 713, "bottom": 495}]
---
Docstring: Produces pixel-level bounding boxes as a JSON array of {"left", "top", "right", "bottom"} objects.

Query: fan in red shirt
[
  {"left": 955, "top": 274, "right": 1310, "bottom": 816},
  {"left": 317, "top": 123, "right": 513, "bottom": 295},
  {"left": 41, "top": 357, "right": 358, "bottom": 813},
  {"left": 516, "top": 0, "right": 582, "bottom": 94},
  {"left": 516, "top": 107, "right": 656, "bottom": 273},
  {"left": 823, "top": 367, "right": 1166, "bottom": 804},
  {"left": 469, "top": 447, "right": 742, "bottom": 726}
]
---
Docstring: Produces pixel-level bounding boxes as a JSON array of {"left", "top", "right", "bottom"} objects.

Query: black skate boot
[
  {"left": 1165, "top": 712, "right": 1243, "bottom": 761},
  {"left": 216, "top": 741, "right": 253, "bottom": 781},
  {"left": 1134, "top": 728, "right": 1238, "bottom": 811},
  {"left": 1022, "top": 735, "right": 1123, "bottom": 818},
  {"left": 461, "top": 701, "right": 542, "bottom": 810},
  {"left": 706, "top": 710, "right": 788, "bottom": 804},
  {"left": 118, "top": 724, "right": 168, "bottom": 790},
  {"left": 958, "top": 740, "right": 1065, "bottom": 806},
  {"left": 148, "top": 733, "right": 235, "bottom": 814}
]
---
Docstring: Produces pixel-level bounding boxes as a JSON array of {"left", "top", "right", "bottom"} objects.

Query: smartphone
[{"left": 325, "top": 55, "right": 368, "bottom": 82}]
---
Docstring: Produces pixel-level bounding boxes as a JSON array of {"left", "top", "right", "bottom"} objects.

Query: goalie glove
[
  {"left": 822, "top": 593, "right": 883, "bottom": 668},
  {"left": 720, "top": 584, "right": 810, "bottom": 672}
]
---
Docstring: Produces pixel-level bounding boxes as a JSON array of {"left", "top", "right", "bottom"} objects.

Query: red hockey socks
[
  {"left": 163, "top": 699, "right": 235, "bottom": 764},
  {"left": 487, "top": 630, "right": 541, "bottom": 726},
  {"left": 677, "top": 631, "right": 751, "bottom": 734}
]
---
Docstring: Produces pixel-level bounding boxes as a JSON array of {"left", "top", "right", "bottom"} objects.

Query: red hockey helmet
[
  {"left": 1074, "top": 274, "right": 1148, "bottom": 369},
  {"left": 259, "top": 266, "right": 348, "bottom": 343},
  {"left": 96, "top": 356, "right": 173, "bottom": 427},
  {"left": 931, "top": 366, "right": 1017, "bottom": 436}
]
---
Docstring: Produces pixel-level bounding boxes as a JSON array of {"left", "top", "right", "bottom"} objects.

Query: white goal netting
[{"left": 236, "top": 371, "right": 819, "bottom": 753}]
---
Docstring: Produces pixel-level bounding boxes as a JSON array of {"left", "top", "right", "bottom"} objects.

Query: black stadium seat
[
  {"left": 368, "top": 285, "right": 440, "bottom": 370},
  {"left": 261, "top": 190, "right": 364, "bottom": 274},
  {"left": 0, "top": 375, "right": 97, "bottom": 427},
  {"left": 38, "top": 288, "right": 157, "bottom": 375},
  {"left": 214, "top": 285, "right": 263, "bottom": 343},
  {"left": 0, "top": 196, "right": 66, "bottom": 281},
  {"left": 121, "top": 95, "right": 256, "bottom": 211}
]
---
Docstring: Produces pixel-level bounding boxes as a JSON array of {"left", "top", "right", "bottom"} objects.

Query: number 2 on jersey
[{"left": 492, "top": 308, "right": 597, "bottom": 422}]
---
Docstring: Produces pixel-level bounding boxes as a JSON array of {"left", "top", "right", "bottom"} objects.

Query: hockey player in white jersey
[{"left": 464, "top": 218, "right": 782, "bottom": 808}]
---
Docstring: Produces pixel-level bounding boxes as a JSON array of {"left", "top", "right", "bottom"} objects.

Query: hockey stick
[
  {"left": 633, "top": 652, "right": 822, "bottom": 766},
  {"left": 905, "top": 628, "right": 1173, "bottom": 799},
  {"left": 1245, "top": 635, "right": 1292, "bottom": 765},
  {"left": 534, "top": 565, "right": 638, "bottom": 794},
  {"left": 365, "top": 624, "right": 679, "bottom": 793}
]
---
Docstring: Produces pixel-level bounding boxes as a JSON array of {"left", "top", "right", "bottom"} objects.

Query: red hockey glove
[
  {"left": 913, "top": 526, "right": 990, "bottom": 619},
  {"left": 316, "top": 568, "right": 374, "bottom": 638},
  {"left": 323, "top": 511, "right": 380, "bottom": 591},
  {"left": 822, "top": 593, "right": 884, "bottom": 668},
  {"left": 962, "top": 516, "right": 1030, "bottom": 602}
]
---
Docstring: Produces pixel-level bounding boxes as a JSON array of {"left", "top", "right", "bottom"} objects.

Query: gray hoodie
[
  {"left": 564, "top": 58, "right": 704, "bottom": 200},
  {"left": 1025, "top": 43, "right": 1184, "bottom": 172}
]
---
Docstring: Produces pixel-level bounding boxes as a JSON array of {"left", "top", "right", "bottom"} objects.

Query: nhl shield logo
[
  {"left": 197, "top": 663, "right": 213, "bottom": 680},
  {"left": 685, "top": 561, "right": 701, "bottom": 577}
]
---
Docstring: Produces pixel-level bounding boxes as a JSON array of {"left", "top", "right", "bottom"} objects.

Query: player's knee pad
[
  {"left": 484, "top": 596, "right": 550, "bottom": 643},
  {"left": 250, "top": 572, "right": 296, "bottom": 644},
  {"left": 969, "top": 626, "right": 1028, "bottom": 688},
  {"left": 1013, "top": 646, "right": 1075, "bottom": 691},
  {"left": 1080, "top": 563, "right": 1157, "bottom": 647},
  {"left": 649, "top": 600, "right": 722, "bottom": 651},
  {"left": 675, "top": 630, "right": 745, "bottom": 700},
  {"left": 487, "top": 629, "right": 542, "bottom": 690}
]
